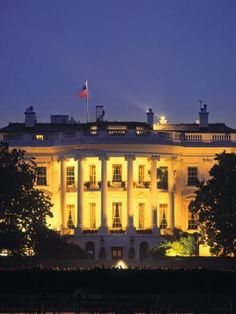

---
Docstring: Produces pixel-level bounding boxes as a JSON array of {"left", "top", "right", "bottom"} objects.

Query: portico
[{"left": 58, "top": 153, "right": 176, "bottom": 238}]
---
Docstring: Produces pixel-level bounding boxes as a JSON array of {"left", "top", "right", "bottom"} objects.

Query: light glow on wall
[{"left": 115, "top": 260, "right": 128, "bottom": 269}]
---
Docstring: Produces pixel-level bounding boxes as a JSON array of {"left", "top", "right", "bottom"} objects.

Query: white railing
[{"left": 1, "top": 130, "right": 236, "bottom": 147}]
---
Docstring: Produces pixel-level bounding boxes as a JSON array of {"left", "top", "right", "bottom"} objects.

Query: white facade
[{"left": 1, "top": 106, "right": 236, "bottom": 260}]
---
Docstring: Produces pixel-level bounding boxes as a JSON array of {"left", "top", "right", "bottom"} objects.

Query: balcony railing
[
  {"left": 66, "top": 184, "right": 77, "bottom": 192},
  {"left": 108, "top": 181, "right": 126, "bottom": 189},
  {"left": 136, "top": 228, "right": 152, "bottom": 234},
  {"left": 133, "top": 181, "right": 150, "bottom": 188},
  {"left": 109, "top": 228, "right": 125, "bottom": 234},
  {"left": 84, "top": 181, "right": 101, "bottom": 190},
  {"left": 83, "top": 228, "right": 99, "bottom": 234},
  {"left": 2, "top": 129, "right": 236, "bottom": 147}
]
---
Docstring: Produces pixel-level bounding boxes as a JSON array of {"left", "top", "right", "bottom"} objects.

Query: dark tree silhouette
[
  {"left": 0, "top": 144, "right": 86, "bottom": 258},
  {"left": 0, "top": 144, "right": 53, "bottom": 255},
  {"left": 189, "top": 152, "right": 236, "bottom": 256}
]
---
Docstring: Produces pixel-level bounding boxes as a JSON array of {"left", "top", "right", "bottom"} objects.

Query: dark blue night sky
[{"left": 0, "top": 0, "right": 236, "bottom": 127}]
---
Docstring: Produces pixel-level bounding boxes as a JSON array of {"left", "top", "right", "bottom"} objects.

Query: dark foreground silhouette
[{"left": 0, "top": 267, "right": 235, "bottom": 313}]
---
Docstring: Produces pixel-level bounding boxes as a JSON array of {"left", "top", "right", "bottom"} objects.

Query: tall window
[
  {"left": 89, "top": 203, "right": 96, "bottom": 229},
  {"left": 188, "top": 167, "right": 198, "bottom": 186},
  {"left": 36, "top": 167, "right": 47, "bottom": 186},
  {"left": 66, "top": 166, "right": 75, "bottom": 186},
  {"left": 112, "top": 202, "right": 122, "bottom": 229},
  {"left": 159, "top": 203, "right": 168, "bottom": 229},
  {"left": 157, "top": 166, "right": 168, "bottom": 190},
  {"left": 138, "top": 203, "right": 145, "bottom": 229},
  {"left": 112, "top": 165, "right": 122, "bottom": 182},
  {"left": 188, "top": 210, "right": 198, "bottom": 230},
  {"left": 138, "top": 165, "right": 145, "bottom": 185},
  {"left": 89, "top": 165, "right": 96, "bottom": 185},
  {"left": 66, "top": 204, "right": 75, "bottom": 229}
]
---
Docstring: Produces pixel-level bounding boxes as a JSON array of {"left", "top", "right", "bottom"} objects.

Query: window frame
[
  {"left": 138, "top": 202, "right": 145, "bottom": 229},
  {"left": 138, "top": 165, "right": 145, "bottom": 185},
  {"left": 36, "top": 166, "right": 47, "bottom": 186},
  {"left": 159, "top": 203, "right": 168, "bottom": 229},
  {"left": 112, "top": 202, "right": 122, "bottom": 229},
  {"left": 187, "top": 166, "right": 198, "bottom": 186},
  {"left": 112, "top": 164, "right": 122, "bottom": 183},
  {"left": 157, "top": 166, "right": 168, "bottom": 190},
  {"left": 66, "top": 204, "right": 75, "bottom": 229},
  {"left": 188, "top": 210, "right": 198, "bottom": 230},
  {"left": 66, "top": 166, "right": 75, "bottom": 186},
  {"left": 89, "top": 165, "right": 96, "bottom": 185}
]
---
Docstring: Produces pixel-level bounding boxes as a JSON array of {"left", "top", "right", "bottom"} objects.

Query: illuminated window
[
  {"left": 36, "top": 167, "right": 47, "bottom": 186},
  {"left": 188, "top": 167, "right": 198, "bottom": 186},
  {"left": 157, "top": 166, "right": 168, "bottom": 190},
  {"left": 90, "top": 126, "right": 98, "bottom": 135},
  {"left": 35, "top": 134, "right": 44, "bottom": 141},
  {"left": 138, "top": 165, "right": 145, "bottom": 185},
  {"left": 188, "top": 210, "right": 198, "bottom": 230},
  {"left": 66, "top": 166, "right": 75, "bottom": 186},
  {"left": 112, "top": 165, "right": 122, "bottom": 182},
  {"left": 89, "top": 203, "right": 96, "bottom": 229},
  {"left": 67, "top": 204, "right": 75, "bottom": 229},
  {"left": 112, "top": 247, "right": 123, "bottom": 260},
  {"left": 159, "top": 203, "right": 168, "bottom": 229},
  {"left": 89, "top": 165, "right": 96, "bottom": 185},
  {"left": 138, "top": 203, "right": 145, "bottom": 229},
  {"left": 112, "top": 202, "right": 122, "bottom": 229}
]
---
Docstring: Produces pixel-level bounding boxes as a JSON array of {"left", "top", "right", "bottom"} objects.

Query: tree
[
  {"left": 0, "top": 144, "right": 52, "bottom": 255},
  {"left": 189, "top": 152, "right": 236, "bottom": 256},
  {"left": 151, "top": 229, "right": 198, "bottom": 257}
]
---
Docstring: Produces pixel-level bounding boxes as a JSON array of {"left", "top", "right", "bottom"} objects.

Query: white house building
[{"left": 1, "top": 105, "right": 235, "bottom": 260}]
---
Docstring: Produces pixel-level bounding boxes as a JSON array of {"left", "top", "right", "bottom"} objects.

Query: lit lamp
[
  {"left": 159, "top": 116, "right": 167, "bottom": 125},
  {"left": 115, "top": 260, "right": 128, "bottom": 269}
]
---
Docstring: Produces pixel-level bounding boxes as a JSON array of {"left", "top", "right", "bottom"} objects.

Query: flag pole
[{"left": 86, "top": 80, "right": 89, "bottom": 123}]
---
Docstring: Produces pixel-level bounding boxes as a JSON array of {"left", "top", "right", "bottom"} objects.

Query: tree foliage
[
  {"left": 151, "top": 229, "right": 198, "bottom": 257},
  {"left": 0, "top": 144, "right": 53, "bottom": 255},
  {"left": 189, "top": 152, "right": 236, "bottom": 256}
]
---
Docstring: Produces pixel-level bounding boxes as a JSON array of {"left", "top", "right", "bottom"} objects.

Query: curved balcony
[{"left": 108, "top": 181, "right": 127, "bottom": 190}]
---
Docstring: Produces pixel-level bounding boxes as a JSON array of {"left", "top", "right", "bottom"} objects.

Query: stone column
[
  {"left": 75, "top": 156, "right": 84, "bottom": 233},
  {"left": 150, "top": 155, "right": 160, "bottom": 233},
  {"left": 125, "top": 154, "right": 136, "bottom": 234},
  {"left": 60, "top": 157, "right": 66, "bottom": 229},
  {"left": 99, "top": 154, "right": 109, "bottom": 235},
  {"left": 168, "top": 155, "right": 176, "bottom": 230}
]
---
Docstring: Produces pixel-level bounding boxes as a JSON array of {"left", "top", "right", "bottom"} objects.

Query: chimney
[
  {"left": 146, "top": 108, "right": 154, "bottom": 129},
  {"left": 199, "top": 104, "right": 209, "bottom": 128},
  {"left": 24, "top": 106, "right": 37, "bottom": 127}
]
